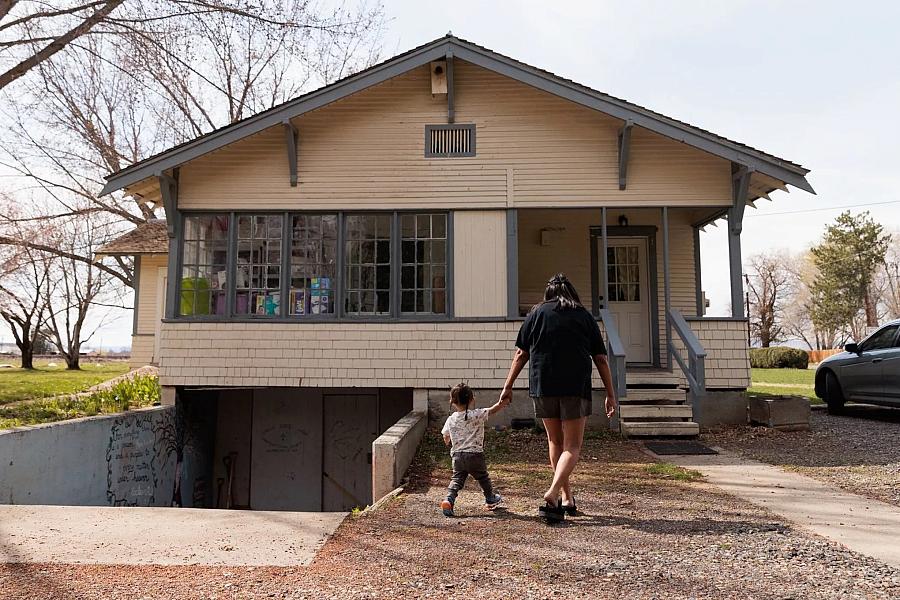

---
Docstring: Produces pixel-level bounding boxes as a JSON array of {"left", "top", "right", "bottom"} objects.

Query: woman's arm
[
  {"left": 593, "top": 354, "right": 618, "bottom": 418},
  {"left": 499, "top": 348, "right": 529, "bottom": 403}
]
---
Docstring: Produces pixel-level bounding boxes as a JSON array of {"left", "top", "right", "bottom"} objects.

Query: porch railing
[
  {"left": 668, "top": 308, "right": 706, "bottom": 401},
  {"left": 598, "top": 309, "right": 627, "bottom": 399}
]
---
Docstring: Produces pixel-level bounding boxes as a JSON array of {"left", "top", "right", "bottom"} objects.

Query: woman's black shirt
[{"left": 515, "top": 300, "right": 607, "bottom": 399}]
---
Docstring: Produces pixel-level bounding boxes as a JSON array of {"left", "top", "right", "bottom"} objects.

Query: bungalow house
[{"left": 99, "top": 35, "right": 813, "bottom": 511}]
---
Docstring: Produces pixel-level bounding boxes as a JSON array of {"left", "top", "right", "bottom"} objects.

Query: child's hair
[
  {"left": 450, "top": 382, "right": 474, "bottom": 420},
  {"left": 542, "top": 273, "right": 583, "bottom": 310}
]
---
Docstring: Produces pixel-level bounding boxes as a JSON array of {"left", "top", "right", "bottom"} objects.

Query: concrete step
[
  {"left": 621, "top": 421, "right": 699, "bottom": 438},
  {"left": 619, "top": 404, "right": 693, "bottom": 419}
]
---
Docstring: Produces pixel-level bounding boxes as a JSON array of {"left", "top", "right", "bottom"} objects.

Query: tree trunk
[
  {"left": 65, "top": 354, "right": 80, "bottom": 370},
  {"left": 20, "top": 345, "right": 34, "bottom": 370},
  {"left": 863, "top": 286, "right": 878, "bottom": 328}
]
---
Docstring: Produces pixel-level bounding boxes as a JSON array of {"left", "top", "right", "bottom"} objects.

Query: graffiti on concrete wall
[{"left": 105, "top": 409, "right": 177, "bottom": 507}]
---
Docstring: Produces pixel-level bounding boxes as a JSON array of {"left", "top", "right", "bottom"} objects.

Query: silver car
[{"left": 815, "top": 319, "right": 900, "bottom": 414}]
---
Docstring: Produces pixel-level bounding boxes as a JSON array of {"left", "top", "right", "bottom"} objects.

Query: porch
[{"left": 511, "top": 205, "right": 751, "bottom": 436}]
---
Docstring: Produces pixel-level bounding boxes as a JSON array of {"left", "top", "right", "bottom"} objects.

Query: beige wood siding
[
  {"left": 159, "top": 318, "right": 745, "bottom": 390},
  {"left": 136, "top": 255, "right": 167, "bottom": 335},
  {"left": 130, "top": 334, "right": 155, "bottom": 368},
  {"left": 178, "top": 61, "right": 731, "bottom": 210},
  {"left": 453, "top": 210, "right": 507, "bottom": 317}
]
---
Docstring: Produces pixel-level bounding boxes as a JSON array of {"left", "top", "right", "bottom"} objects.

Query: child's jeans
[{"left": 447, "top": 451, "right": 495, "bottom": 502}]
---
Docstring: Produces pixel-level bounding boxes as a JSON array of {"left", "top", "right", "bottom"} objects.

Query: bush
[{"left": 749, "top": 347, "right": 809, "bottom": 369}]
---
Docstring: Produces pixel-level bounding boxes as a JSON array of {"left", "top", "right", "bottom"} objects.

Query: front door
[{"left": 605, "top": 238, "right": 652, "bottom": 364}]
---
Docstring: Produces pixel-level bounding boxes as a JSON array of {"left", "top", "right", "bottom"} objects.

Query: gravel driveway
[
  {"left": 3, "top": 429, "right": 899, "bottom": 599},
  {"left": 704, "top": 404, "right": 900, "bottom": 508}
]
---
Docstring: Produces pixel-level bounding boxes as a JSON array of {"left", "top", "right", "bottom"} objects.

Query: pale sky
[{"left": 6, "top": 0, "right": 899, "bottom": 349}]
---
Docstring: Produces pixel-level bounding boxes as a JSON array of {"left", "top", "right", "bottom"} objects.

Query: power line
[{"left": 745, "top": 199, "right": 900, "bottom": 218}]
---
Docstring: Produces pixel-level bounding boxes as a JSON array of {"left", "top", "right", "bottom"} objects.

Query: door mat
[{"left": 643, "top": 441, "right": 717, "bottom": 455}]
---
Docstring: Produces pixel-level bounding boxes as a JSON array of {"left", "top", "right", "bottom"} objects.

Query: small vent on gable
[{"left": 425, "top": 124, "right": 475, "bottom": 158}]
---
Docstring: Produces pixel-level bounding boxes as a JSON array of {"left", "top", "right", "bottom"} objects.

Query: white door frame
[{"left": 590, "top": 226, "right": 661, "bottom": 367}]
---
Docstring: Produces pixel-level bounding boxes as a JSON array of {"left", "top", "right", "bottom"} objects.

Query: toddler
[{"left": 439, "top": 382, "right": 508, "bottom": 517}]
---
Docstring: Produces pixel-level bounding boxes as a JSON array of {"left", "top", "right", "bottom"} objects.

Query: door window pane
[
  {"left": 288, "top": 214, "right": 337, "bottom": 316},
  {"left": 235, "top": 215, "right": 282, "bottom": 316},
  {"left": 180, "top": 215, "right": 229, "bottom": 316},
  {"left": 607, "top": 243, "right": 640, "bottom": 302},
  {"left": 401, "top": 213, "right": 447, "bottom": 314},
  {"left": 345, "top": 214, "right": 392, "bottom": 315}
]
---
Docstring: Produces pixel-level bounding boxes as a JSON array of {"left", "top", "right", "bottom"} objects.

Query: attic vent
[{"left": 425, "top": 124, "right": 476, "bottom": 158}]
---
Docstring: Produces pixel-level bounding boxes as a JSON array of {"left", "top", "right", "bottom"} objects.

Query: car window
[{"left": 861, "top": 325, "right": 899, "bottom": 351}]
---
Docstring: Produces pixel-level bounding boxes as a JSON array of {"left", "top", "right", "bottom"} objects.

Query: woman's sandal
[
  {"left": 558, "top": 497, "right": 577, "bottom": 516},
  {"left": 538, "top": 500, "right": 565, "bottom": 523}
]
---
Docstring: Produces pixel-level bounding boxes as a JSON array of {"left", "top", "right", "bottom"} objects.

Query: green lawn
[
  {"left": 749, "top": 367, "right": 819, "bottom": 402},
  {"left": 0, "top": 359, "right": 130, "bottom": 406}
]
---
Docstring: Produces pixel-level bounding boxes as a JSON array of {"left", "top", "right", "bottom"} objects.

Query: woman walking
[{"left": 499, "top": 273, "right": 617, "bottom": 522}]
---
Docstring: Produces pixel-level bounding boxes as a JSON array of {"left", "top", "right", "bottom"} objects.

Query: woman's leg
[
  {"left": 542, "top": 418, "right": 572, "bottom": 503},
  {"left": 543, "top": 416, "right": 586, "bottom": 505}
]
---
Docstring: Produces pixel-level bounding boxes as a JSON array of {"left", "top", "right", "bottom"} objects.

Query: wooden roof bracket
[
  {"left": 157, "top": 170, "right": 178, "bottom": 238},
  {"left": 729, "top": 165, "right": 753, "bottom": 235},
  {"left": 446, "top": 51, "right": 455, "bottom": 124},
  {"left": 283, "top": 120, "right": 298, "bottom": 187},
  {"left": 618, "top": 120, "right": 633, "bottom": 190}
]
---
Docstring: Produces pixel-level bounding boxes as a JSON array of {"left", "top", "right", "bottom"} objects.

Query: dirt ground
[
  {"left": 705, "top": 404, "right": 900, "bottom": 508},
  {"left": 2, "top": 428, "right": 899, "bottom": 599}
]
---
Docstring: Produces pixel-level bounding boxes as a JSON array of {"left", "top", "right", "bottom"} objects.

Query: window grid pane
[
  {"left": 180, "top": 215, "right": 228, "bottom": 316},
  {"left": 235, "top": 215, "right": 282, "bottom": 316},
  {"left": 289, "top": 214, "right": 337, "bottom": 316},
  {"left": 607, "top": 244, "right": 640, "bottom": 302},
  {"left": 344, "top": 214, "right": 392, "bottom": 315},
  {"left": 401, "top": 213, "right": 447, "bottom": 315}
]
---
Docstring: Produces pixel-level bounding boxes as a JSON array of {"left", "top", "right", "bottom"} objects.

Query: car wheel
[{"left": 824, "top": 371, "right": 845, "bottom": 415}]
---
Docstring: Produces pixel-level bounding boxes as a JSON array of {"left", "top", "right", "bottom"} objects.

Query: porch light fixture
[{"left": 618, "top": 214, "right": 628, "bottom": 227}]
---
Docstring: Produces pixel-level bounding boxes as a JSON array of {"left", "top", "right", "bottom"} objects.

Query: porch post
[
  {"left": 600, "top": 207, "right": 609, "bottom": 310},
  {"left": 662, "top": 207, "right": 672, "bottom": 369},
  {"left": 729, "top": 166, "right": 752, "bottom": 317},
  {"left": 506, "top": 208, "right": 518, "bottom": 318},
  {"left": 159, "top": 170, "right": 181, "bottom": 320},
  {"left": 693, "top": 225, "right": 703, "bottom": 316}
]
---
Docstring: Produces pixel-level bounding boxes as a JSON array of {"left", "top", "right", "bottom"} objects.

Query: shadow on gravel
[
  {"left": 435, "top": 508, "right": 790, "bottom": 536},
  {"left": 830, "top": 404, "right": 900, "bottom": 424}
]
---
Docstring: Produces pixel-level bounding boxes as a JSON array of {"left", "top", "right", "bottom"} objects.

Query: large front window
[
  {"left": 177, "top": 211, "right": 449, "bottom": 319},
  {"left": 236, "top": 214, "right": 282, "bottom": 316},
  {"left": 344, "top": 214, "right": 392, "bottom": 315},
  {"left": 179, "top": 215, "right": 229, "bottom": 316}
]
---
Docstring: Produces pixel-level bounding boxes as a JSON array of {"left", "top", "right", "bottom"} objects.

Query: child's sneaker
[
  {"left": 440, "top": 498, "right": 455, "bottom": 517},
  {"left": 485, "top": 493, "right": 503, "bottom": 510}
]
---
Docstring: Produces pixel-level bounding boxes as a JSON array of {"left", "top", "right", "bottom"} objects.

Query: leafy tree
[{"left": 810, "top": 211, "right": 891, "bottom": 337}]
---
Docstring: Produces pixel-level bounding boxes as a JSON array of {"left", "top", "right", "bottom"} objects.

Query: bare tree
[
  {"left": 782, "top": 250, "right": 846, "bottom": 350},
  {"left": 0, "top": 224, "right": 51, "bottom": 369},
  {"left": 42, "top": 211, "right": 125, "bottom": 369},
  {"left": 746, "top": 251, "right": 793, "bottom": 347},
  {"left": 1, "top": 1, "right": 386, "bottom": 286}
]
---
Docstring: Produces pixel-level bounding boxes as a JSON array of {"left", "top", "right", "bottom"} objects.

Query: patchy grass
[
  {"left": 750, "top": 368, "right": 818, "bottom": 402},
  {"left": 0, "top": 359, "right": 129, "bottom": 406},
  {"left": 0, "top": 374, "right": 159, "bottom": 429},
  {"left": 751, "top": 368, "right": 815, "bottom": 385},
  {"left": 644, "top": 462, "right": 703, "bottom": 481}
]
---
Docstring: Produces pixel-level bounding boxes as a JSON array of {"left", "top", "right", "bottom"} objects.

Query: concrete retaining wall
[
  {"left": 0, "top": 407, "right": 179, "bottom": 507},
  {"left": 371, "top": 410, "right": 427, "bottom": 502}
]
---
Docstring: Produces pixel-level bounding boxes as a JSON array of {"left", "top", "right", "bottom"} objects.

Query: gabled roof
[
  {"left": 96, "top": 219, "right": 168, "bottom": 256},
  {"left": 100, "top": 34, "right": 813, "bottom": 197}
]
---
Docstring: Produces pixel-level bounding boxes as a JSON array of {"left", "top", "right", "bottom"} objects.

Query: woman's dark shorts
[{"left": 532, "top": 396, "right": 591, "bottom": 420}]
